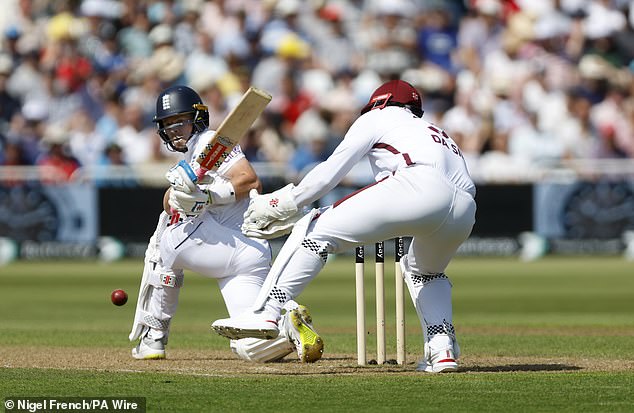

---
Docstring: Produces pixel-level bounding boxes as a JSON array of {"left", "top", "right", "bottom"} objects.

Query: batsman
[
  {"left": 129, "top": 85, "right": 323, "bottom": 363},
  {"left": 212, "top": 80, "right": 477, "bottom": 372}
]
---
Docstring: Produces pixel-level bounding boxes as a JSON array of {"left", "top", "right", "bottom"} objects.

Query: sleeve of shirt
[
  {"left": 216, "top": 144, "right": 245, "bottom": 176},
  {"left": 291, "top": 114, "right": 379, "bottom": 207}
]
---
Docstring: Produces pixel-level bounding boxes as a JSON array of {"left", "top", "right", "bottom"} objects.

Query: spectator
[
  {"left": 417, "top": 5, "right": 459, "bottom": 74},
  {"left": 113, "top": 103, "right": 155, "bottom": 165},
  {"left": 3, "top": 26, "right": 23, "bottom": 64},
  {"left": 0, "top": 139, "right": 26, "bottom": 166},
  {"left": 95, "top": 93, "right": 122, "bottom": 144},
  {"left": 6, "top": 100, "right": 48, "bottom": 165},
  {"left": 556, "top": 88, "right": 601, "bottom": 159},
  {"left": 172, "top": 0, "right": 201, "bottom": 57},
  {"left": 37, "top": 123, "right": 81, "bottom": 183},
  {"left": 508, "top": 110, "right": 564, "bottom": 165},
  {"left": 117, "top": 9, "right": 153, "bottom": 58},
  {"left": 591, "top": 81, "right": 634, "bottom": 158},
  {"left": 457, "top": 0, "right": 506, "bottom": 73},
  {"left": 94, "top": 142, "right": 138, "bottom": 187},
  {"left": 309, "top": 3, "right": 362, "bottom": 74},
  {"left": 361, "top": 2, "right": 418, "bottom": 77},
  {"left": 441, "top": 73, "right": 487, "bottom": 164},
  {"left": 67, "top": 108, "right": 109, "bottom": 167},
  {"left": 6, "top": 46, "right": 46, "bottom": 103},
  {"left": 0, "top": 54, "right": 20, "bottom": 129},
  {"left": 184, "top": 31, "right": 229, "bottom": 90},
  {"left": 287, "top": 109, "right": 331, "bottom": 184}
]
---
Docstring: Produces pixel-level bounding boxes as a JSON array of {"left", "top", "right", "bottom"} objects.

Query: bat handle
[{"left": 195, "top": 167, "right": 208, "bottom": 181}]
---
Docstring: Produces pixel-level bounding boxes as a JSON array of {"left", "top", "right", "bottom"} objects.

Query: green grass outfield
[{"left": 1, "top": 256, "right": 633, "bottom": 412}]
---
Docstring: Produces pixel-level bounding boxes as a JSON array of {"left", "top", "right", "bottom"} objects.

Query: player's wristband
[{"left": 202, "top": 181, "right": 236, "bottom": 205}]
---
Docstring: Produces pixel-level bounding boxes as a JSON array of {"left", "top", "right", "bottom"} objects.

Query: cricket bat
[
  {"left": 170, "top": 86, "right": 272, "bottom": 223},
  {"left": 194, "top": 86, "right": 272, "bottom": 178}
]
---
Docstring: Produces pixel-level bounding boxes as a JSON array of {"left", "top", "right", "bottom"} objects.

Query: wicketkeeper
[
  {"left": 211, "top": 80, "right": 476, "bottom": 372},
  {"left": 129, "top": 85, "right": 323, "bottom": 363}
]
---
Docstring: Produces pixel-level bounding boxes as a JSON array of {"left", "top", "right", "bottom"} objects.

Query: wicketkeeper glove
[
  {"left": 242, "top": 184, "right": 299, "bottom": 230},
  {"left": 242, "top": 210, "right": 303, "bottom": 239}
]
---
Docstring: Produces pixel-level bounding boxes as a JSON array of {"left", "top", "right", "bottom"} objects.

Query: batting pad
[
  {"left": 129, "top": 212, "right": 170, "bottom": 341},
  {"left": 230, "top": 337, "right": 294, "bottom": 363}
]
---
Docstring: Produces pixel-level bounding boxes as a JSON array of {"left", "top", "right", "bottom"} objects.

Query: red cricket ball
[{"left": 111, "top": 289, "right": 128, "bottom": 306}]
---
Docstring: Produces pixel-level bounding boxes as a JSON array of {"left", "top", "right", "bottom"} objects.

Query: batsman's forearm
[
  {"left": 228, "top": 174, "right": 261, "bottom": 201},
  {"left": 221, "top": 158, "right": 261, "bottom": 201}
]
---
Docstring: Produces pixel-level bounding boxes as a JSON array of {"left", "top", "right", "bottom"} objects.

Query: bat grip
[{"left": 195, "top": 167, "right": 208, "bottom": 180}]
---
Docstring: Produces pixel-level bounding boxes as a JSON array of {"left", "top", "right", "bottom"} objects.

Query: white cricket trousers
[
  {"left": 273, "top": 164, "right": 476, "bottom": 299},
  {"left": 160, "top": 215, "right": 272, "bottom": 317}
]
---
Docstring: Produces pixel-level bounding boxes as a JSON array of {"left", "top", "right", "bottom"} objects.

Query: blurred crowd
[{"left": 1, "top": 0, "right": 634, "bottom": 186}]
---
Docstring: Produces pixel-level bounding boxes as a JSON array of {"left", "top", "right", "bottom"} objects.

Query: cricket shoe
[
  {"left": 132, "top": 330, "right": 167, "bottom": 360},
  {"left": 416, "top": 333, "right": 460, "bottom": 373},
  {"left": 287, "top": 305, "right": 324, "bottom": 363},
  {"left": 211, "top": 312, "right": 279, "bottom": 340}
]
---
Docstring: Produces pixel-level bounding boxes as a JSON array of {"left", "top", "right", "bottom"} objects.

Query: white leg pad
[
  {"left": 129, "top": 257, "right": 157, "bottom": 341},
  {"left": 130, "top": 212, "right": 182, "bottom": 341},
  {"left": 130, "top": 212, "right": 169, "bottom": 340},
  {"left": 230, "top": 337, "right": 294, "bottom": 363},
  {"left": 400, "top": 254, "right": 454, "bottom": 340},
  {"left": 401, "top": 253, "right": 460, "bottom": 365},
  {"left": 130, "top": 262, "right": 184, "bottom": 341}
]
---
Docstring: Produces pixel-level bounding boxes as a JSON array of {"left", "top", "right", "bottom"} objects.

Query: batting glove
[
  {"left": 165, "top": 160, "right": 198, "bottom": 193},
  {"left": 168, "top": 187, "right": 211, "bottom": 217}
]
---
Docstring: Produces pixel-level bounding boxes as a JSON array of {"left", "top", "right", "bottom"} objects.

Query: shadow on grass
[{"left": 461, "top": 364, "right": 582, "bottom": 373}]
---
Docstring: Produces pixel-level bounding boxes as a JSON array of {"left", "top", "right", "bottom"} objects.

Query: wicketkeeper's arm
[{"left": 241, "top": 184, "right": 299, "bottom": 231}]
